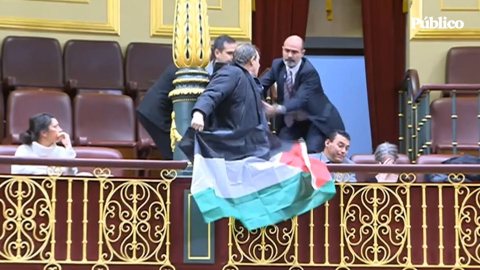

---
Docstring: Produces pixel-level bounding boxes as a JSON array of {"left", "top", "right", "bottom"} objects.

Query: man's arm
[
  {"left": 283, "top": 69, "right": 320, "bottom": 112},
  {"left": 192, "top": 70, "right": 238, "bottom": 118},
  {"left": 259, "top": 64, "right": 278, "bottom": 98}
]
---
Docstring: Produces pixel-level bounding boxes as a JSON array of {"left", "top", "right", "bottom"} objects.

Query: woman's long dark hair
[{"left": 19, "top": 113, "right": 54, "bottom": 145}]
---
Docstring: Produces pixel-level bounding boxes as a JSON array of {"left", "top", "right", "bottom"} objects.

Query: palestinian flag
[{"left": 179, "top": 126, "right": 336, "bottom": 231}]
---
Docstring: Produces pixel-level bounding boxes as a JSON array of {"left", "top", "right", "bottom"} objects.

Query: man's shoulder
[
  {"left": 299, "top": 58, "right": 317, "bottom": 73},
  {"left": 263, "top": 59, "right": 284, "bottom": 79},
  {"left": 343, "top": 157, "right": 355, "bottom": 164},
  {"left": 164, "top": 63, "right": 179, "bottom": 78},
  {"left": 218, "top": 63, "right": 241, "bottom": 72},
  {"left": 271, "top": 58, "right": 284, "bottom": 68},
  {"left": 309, "top": 152, "right": 328, "bottom": 162},
  {"left": 210, "top": 64, "right": 244, "bottom": 81}
]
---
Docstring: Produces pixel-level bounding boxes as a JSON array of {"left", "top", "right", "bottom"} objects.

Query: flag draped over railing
[{"left": 179, "top": 127, "right": 336, "bottom": 231}]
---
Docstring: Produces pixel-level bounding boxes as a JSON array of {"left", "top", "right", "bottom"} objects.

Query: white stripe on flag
[
  {"left": 298, "top": 140, "right": 317, "bottom": 188},
  {"left": 192, "top": 152, "right": 304, "bottom": 199}
]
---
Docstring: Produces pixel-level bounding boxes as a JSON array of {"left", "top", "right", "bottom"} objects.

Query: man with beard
[{"left": 261, "top": 35, "right": 345, "bottom": 154}]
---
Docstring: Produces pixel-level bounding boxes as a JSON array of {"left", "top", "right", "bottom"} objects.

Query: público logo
[{"left": 411, "top": 16, "right": 464, "bottom": 29}]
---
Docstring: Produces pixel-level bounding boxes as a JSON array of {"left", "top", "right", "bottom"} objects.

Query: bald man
[{"left": 261, "top": 35, "right": 345, "bottom": 153}]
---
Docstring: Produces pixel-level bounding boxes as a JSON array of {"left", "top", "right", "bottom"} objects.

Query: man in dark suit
[
  {"left": 136, "top": 35, "right": 237, "bottom": 159},
  {"left": 136, "top": 64, "right": 178, "bottom": 159},
  {"left": 191, "top": 43, "right": 268, "bottom": 133},
  {"left": 261, "top": 35, "right": 345, "bottom": 153}
]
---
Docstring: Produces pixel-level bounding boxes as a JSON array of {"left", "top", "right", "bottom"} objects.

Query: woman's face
[{"left": 41, "top": 118, "right": 63, "bottom": 145}]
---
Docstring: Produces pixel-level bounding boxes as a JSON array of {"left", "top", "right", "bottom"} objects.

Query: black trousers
[
  {"left": 137, "top": 112, "right": 173, "bottom": 159},
  {"left": 277, "top": 120, "right": 326, "bottom": 153}
]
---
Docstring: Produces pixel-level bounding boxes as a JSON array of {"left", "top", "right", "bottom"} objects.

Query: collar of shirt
[
  {"left": 321, "top": 152, "right": 333, "bottom": 163},
  {"left": 205, "top": 61, "right": 214, "bottom": 75}
]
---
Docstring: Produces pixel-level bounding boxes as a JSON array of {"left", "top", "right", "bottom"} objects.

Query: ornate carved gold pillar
[{"left": 168, "top": 0, "right": 211, "bottom": 161}]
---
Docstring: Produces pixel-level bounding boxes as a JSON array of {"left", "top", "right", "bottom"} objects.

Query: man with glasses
[{"left": 261, "top": 35, "right": 345, "bottom": 153}]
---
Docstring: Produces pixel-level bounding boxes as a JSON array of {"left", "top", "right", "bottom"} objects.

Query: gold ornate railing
[
  {"left": 0, "top": 156, "right": 186, "bottom": 270},
  {"left": 1, "top": 158, "right": 480, "bottom": 270},
  {"left": 222, "top": 167, "right": 480, "bottom": 270},
  {"left": 0, "top": 171, "right": 179, "bottom": 270}
]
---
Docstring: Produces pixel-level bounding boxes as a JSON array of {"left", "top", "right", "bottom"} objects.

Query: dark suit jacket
[
  {"left": 136, "top": 63, "right": 178, "bottom": 159},
  {"left": 260, "top": 57, "right": 345, "bottom": 136},
  {"left": 193, "top": 63, "right": 266, "bottom": 131}
]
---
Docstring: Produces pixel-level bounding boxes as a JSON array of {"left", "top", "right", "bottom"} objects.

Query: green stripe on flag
[{"left": 193, "top": 172, "right": 336, "bottom": 231}]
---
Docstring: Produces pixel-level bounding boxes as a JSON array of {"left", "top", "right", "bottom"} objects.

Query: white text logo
[{"left": 411, "top": 17, "right": 464, "bottom": 29}]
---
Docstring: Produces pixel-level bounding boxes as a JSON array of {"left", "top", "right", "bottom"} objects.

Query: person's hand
[
  {"left": 376, "top": 158, "right": 398, "bottom": 182},
  {"left": 191, "top": 111, "right": 204, "bottom": 131},
  {"left": 382, "top": 158, "right": 394, "bottom": 165},
  {"left": 57, "top": 132, "right": 72, "bottom": 149},
  {"left": 262, "top": 101, "right": 276, "bottom": 117}
]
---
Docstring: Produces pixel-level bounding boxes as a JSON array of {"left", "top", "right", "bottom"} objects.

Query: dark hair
[
  {"left": 19, "top": 113, "right": 54, "bottom": 145},
  {"left": 327, "top": 130, "right": 351, "bottom": 142},
  {"left": 211, "top": 35, "right": 236, "bottom": 61}
]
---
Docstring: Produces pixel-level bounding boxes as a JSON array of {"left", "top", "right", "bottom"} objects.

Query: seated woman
[
  {"left": 11, "top": 113, "right": 78, "bottom": 175},
  {"left": 367, "top": 142, "right": 399, "bottom": 183}
]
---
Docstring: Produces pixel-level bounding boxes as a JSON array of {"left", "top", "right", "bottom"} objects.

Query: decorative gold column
[{"left": 168, "top": 0, "right": 211, "bottom": 161}]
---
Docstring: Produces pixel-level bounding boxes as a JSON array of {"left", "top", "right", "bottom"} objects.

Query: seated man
[{"left": 310, "top": 130, "right": 357, "bottom": 183}]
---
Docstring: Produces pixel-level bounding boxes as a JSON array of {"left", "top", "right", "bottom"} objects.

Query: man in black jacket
[
  {"left": 136, "top": 64, "right": 177, "bottom": 159},
  {"left": 137, "top": 35, "right": 237, "bottom": 159},
  {"left": 191, "top": 44, "right": 267, "bottom": 134},
  {"left": 261, "top": 35, "right": 345, "bottom": 153}
]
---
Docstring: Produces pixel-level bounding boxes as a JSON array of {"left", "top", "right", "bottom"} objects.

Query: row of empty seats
[{"left": 1, "top": 36, "right": 173, "bottom": 98}]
